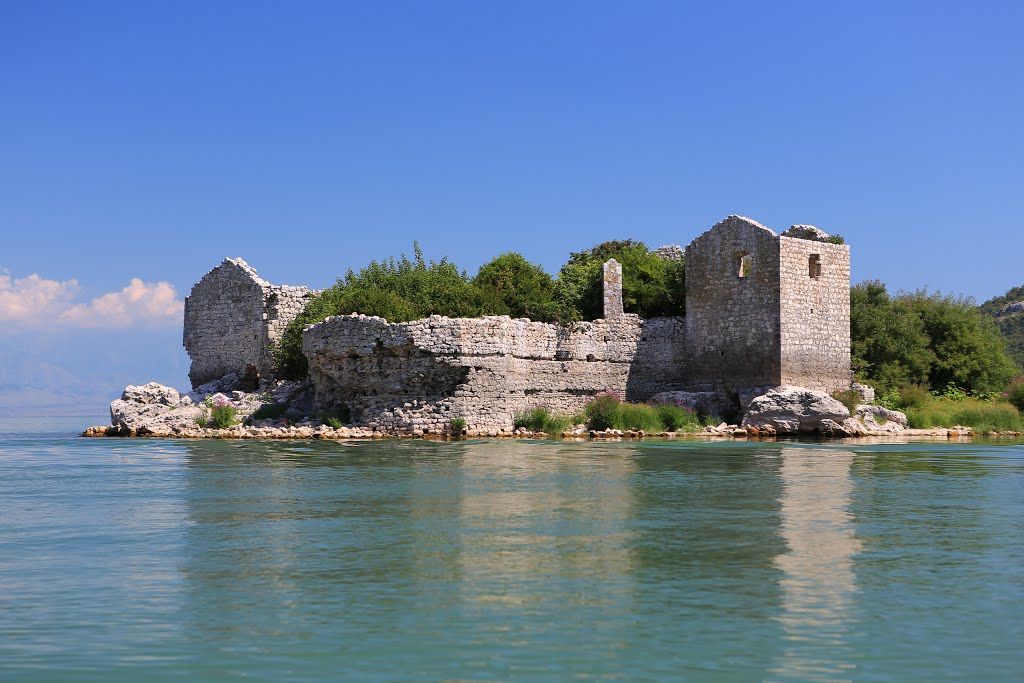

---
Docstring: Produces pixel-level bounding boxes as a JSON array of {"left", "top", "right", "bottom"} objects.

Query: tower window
[
  {"left": 738, "top": 252, "right": 752, "bottom": 278},
  {"left": 808, "top": 254, "right": 822, "bottom": 278}
]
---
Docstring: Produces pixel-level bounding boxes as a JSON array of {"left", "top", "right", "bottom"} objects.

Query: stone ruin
[
  {"left": 183, "top": 258, "right": 315, "bottom": 388},
  {"left": 181, "top": 215, "right": 853, "bottom": 433}
]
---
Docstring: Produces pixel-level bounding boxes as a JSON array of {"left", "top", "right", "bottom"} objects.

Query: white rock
[{"left": 741, "top": 387, "right": 850, "bottom": 434}]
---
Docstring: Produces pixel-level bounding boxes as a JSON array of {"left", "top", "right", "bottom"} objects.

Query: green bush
[
  {"left": 473, "top": 253, "right": 563, "bottom": 322},
  {"left": 323, "top": 416, "right": 344, "bottom": 429},
  {"left": 554, "top": 240, "right": 686, "bottom": 321},
  {"left": 513, "top": 407, "right": 572, "bottom": 435},
  {"left": 616, "top": 402, "right": 665, "bottom": 432},
  {"left": 251, "top": 403, "right": 288, "bottom": 420},
  {"left": 584, "top": 391, "right": 621, "bottom": 431},
  {"left": 832, "top": 389, "right": 861, "bottom": 414},
  {"left": 210, "top": 404, "right": 237, "bottom": 429},
  {"left": 895, "top": 384, "right": 930, "bottom": 410},
  {"left": 653, "top": 404, "right": 705, "bottom": 432},
  {"left": 449, "top": 417, "right": 466, "bottom": 435},
  {"left": 1005, "top": 376, "right": 1024, "bottom": 413}
]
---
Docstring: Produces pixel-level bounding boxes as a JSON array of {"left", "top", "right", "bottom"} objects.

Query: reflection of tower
[{"left": 769, "top": 447, "right": 863, "bottom": 682}]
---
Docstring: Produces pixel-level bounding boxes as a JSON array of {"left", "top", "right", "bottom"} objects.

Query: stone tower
[
  {"left": 182, "top": 258, "right": 314, "bottom": 388},
  {"left": 684, "top": 215, "right": 850, "bottom": 394}
]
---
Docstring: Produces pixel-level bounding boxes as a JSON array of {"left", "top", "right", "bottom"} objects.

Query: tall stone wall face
[
  {"left": 183, "top": 258, "right": 312, "bottom": 388},
  {"left": 302, "top": 314, "right": 686, "bottom": 434},
  {"left": 778, "top": 237, "right": 851, "bottom": 393},
  {"left": 684, "top": 216, "right": 782, "bottom": 391}
]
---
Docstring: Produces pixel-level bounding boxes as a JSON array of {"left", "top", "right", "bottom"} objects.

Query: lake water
[{"left": 1, "top": 417, "right": 1022, "bottom": 682}]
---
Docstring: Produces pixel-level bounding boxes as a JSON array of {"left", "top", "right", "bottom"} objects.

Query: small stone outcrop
[
  {"left": 854, "top": 404, "right": 909, "bottom": 433},
  {"left": 740, "top": 387, "right": 850, "bottom": 434},
  {"left": 110, "top": 382, "right": 207, "bottom": 435},
  {"left": 999, "top": 301, "right": 1024, "bottom": 316}
]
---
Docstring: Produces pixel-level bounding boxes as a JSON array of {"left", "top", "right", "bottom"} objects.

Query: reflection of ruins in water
[
  {"left": 452, "top": 442, "right": 637, "bottom": 608},
  {"left": 769, "top": 446, "right": 862, "bottom": 683}
]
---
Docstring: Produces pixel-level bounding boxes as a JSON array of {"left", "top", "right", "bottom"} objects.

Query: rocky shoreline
[{"left": 82, "top": 378, "right": 1018, "bottom": 441}]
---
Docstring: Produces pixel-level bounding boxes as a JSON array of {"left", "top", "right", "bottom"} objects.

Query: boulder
[
  {"left": 741, "top": 387, "right": 850, "bottom": 434},
  {"left": 855, "top": 404, "right": 908, "bottom": 433},
  {"left": 121, "top": 382, "right": 180, "bottom": 406},
  {"left": 110, "top": 382, "right": 206, "bottom": 434},
  {"left": 851, "top": 383, "right": 875, "bottom": 404}
]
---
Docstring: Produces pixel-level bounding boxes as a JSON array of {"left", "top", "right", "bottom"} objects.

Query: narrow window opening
[
  {"left": 808, "top": 254, "right": 822, "bottom": 278},
  {"left": 737, "top": 252, "right": 752, "bottom": 278}
]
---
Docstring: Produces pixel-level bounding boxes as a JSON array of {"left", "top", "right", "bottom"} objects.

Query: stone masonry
[
  {"left": 302, "top": 313, "right": 687, "bottom": 434},
  {"left": 684, "top": 216, "right": 850, "bottom": 395},
  {"left": 183, "top": 258, "right": 315, "bottom": 388}
]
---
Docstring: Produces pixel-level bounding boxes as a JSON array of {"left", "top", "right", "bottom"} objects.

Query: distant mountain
[{"left": 979, "top": 285, "right": 1024, "bottom": 372}]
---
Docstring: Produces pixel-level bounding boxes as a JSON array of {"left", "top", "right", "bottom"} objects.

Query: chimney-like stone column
[{"left": 603, "top": 259, "right": 624, "bottom": 320}]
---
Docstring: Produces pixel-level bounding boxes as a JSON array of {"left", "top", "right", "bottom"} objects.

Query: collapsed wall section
[
  {"left": 303, "top": 313, "right": 686, "bottom": 434},
  {"left": 183, "top": 258, "right": 313, "bottom": 388}
]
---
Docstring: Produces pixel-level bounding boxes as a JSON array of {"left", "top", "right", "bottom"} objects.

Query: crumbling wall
[
  {"left": 684, "top": 215, "right": 783, "bottom": 391},
  {"left": 778, "top": 236, "right": 851, "bottom": 393},
  {"left": 183, "top": 258, "right": 313, "bottom": 388},
  {"left": 303, "top": 313, "right": 686, "bottom": 434}
]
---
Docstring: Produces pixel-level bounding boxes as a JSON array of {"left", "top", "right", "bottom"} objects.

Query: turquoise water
[{"left": 1, "top": 419, "right": 1022, "bottom": 682}]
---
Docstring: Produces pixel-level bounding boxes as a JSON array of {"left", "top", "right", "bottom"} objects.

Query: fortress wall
[
  {"left": 302, "top": 313, "right": 686, "bottom": 434},
  {"left": 779, "top": 238, "right": 851, "bottom": 393}
]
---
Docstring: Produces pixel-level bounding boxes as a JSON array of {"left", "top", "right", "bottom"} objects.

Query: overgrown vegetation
[
  {"left": 251, "top": 403, "right": 288, "bottom": 421},
  {"left": 274, "top": 240, "right": 686, "bottom": 379},
  {"left": 851, "top": 281, "right": 1017, "bottom": 394},
  {"left": 208, "top": 396, "right": 238, "bottom": 428},
  {"left": 513, "top": 407, "right": 575, "bottom": 435},
  {"left": 583, "top": 391, "right": 708, "bottom": 433},
  {"left": 449, "top": 417, "right": 466, "bottom": 435},
  {"left": 554, "top": 240, "right": 686, "bottom": 321},
  {"left": 832, "top": 389, "right": 861, "bottom": 414}
]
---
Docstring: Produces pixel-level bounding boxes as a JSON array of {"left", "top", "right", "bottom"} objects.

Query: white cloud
[
  {"left": 0, "top": 272, "right": 80, "bottom": 321},
  {"left": 0, "top": 269, "right": 183, "bottom": 329}
]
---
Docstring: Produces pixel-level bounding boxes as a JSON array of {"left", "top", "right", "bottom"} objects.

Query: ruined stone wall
[
  {"left": 778, "top": 237, "right": 851, "bottom": 393},
  {"left": 183, "top": 258, "right": 313, "bottom": 388},
  {"left": 684, "top": 216, "right": 782, "bottom": 391},
  {"left": 303, "top": 313, "right": 686, "bottom": 434}
]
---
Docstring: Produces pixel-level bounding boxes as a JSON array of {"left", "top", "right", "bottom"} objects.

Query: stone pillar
[{"left": 603, "top": 259, "right": 624, "bottom": 320}]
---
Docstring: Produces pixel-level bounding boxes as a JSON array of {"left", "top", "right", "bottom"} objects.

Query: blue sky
[{"left": 1, "top": 1, "right": 1022, "bottom": 414}]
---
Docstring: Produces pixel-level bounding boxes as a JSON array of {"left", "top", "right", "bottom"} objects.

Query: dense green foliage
[
  {"left": 210, "top": 404, "right": 237, "bottom": 428},
  {"left": 979, "top": 284, "right": 1024, "bottom": 371},
  {"left": 274, "top": 240, "right": 686, "bottom": 379},
  {"left": 250, "top": 403, "right": 288, "bottom": 421},
  {"left": 513, "top": 407, "right": 575, "bottom": 435},
  {"left": 850, "top": 280, "right": 1017, "bottom": 394},
  {"left": 554, "top": 240, "right": 686, "bottom": 321},
  {"left": 581, "top": 391, "right": 707, "bottom": 433}
]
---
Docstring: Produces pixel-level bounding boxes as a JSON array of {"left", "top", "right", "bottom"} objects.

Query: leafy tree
[
  {"left": 472, "top": 252, "right": 561, "bottom": 321},
  {"left": 851, "top": 280, "right": 1017, "bottom": 393},
  {"left": 554, "top": 240, "right": 686, "bottom": 320}
]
